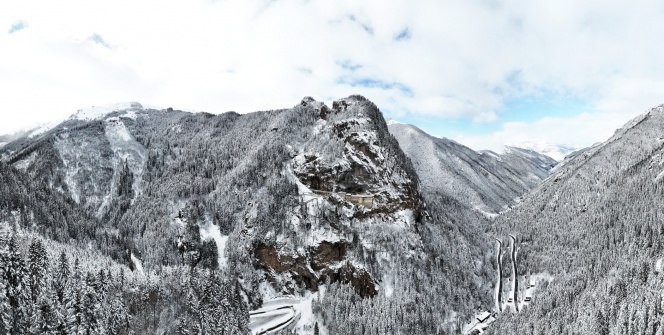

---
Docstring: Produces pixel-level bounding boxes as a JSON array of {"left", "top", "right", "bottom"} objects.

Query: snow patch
[
  {"left": 13, "top": 151, "right": 38, "bottom": 171},
  {"left": 385, "top": 119, "right": 404, "bottom": 126},
  {"left": 71, "top": 102, "right": 143, "bottom": 121},
  {"left": 395, "top": 209, "right": 415, "bottom": 226},
  {"left": 27, "top": 120, "right": 60, "bottom": 138},
  {"left": 510, "top": 142, "right": 576, "bottom": 162},
  {"left": 122, "top": 110, "right": 139, "bottom": 120},
  {"left": 463, "top": 311, "right": 496, "bottom": 334},
  {"left": 384, "top": 282, "right": 394, "bottom": 297},
  {"left": 656, "top": 170, "right": 664, "bottom": 182},
  {"left": 474, "top": 205, "right": 499, "bottom": 219},
  {"left": 104, "top": 118, "right": 148, "bottom": 197},
  {"left": 656, "top": 258, "right": 664, "bottom": 273},
  {"left": 199, "top": 222, "right": 229, "bottom": 269},
  {"left": 130, "top": 253, "right": 144, "bottom": 275}
]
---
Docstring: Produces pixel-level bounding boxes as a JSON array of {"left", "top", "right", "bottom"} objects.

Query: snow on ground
[
  {"left": 50, "top": 141, "right": 82, "bottom": 204},
  {"left": 249, "top": 297, "right": 303, "bottom": 335},
  {"left": 462, "top": 311, "right": 496, "bottom": 334},
  {"left": 383, "top": 282, "right": 394, "bottom": 297},
  {"left": 394, "top": 209, "right": 415, "bottom": 227},
  {"left": 199, "top": 222, "right": 229, "bottom": 269},
  {"left": 104, "top": 117, "right": 148, "bottom": 198},
  {"left": 656, "top": 258, "right": 664, "bottom": 273},
  {"left": 122, "top": 110, "right": 139, "bottom": 120},
  {"left": 513, "top": 142, "right": 576, "bottom": 161},
  {"left": 71, "top": 102, "right": 143, "bottom": 121},
  {"left": 130, "top": 253, "right": 144, "bottom": 275},
  {"left": 474, "top": 206, "right": 499, "bottom": 220},
  {"left": 13, "top": 151, "right": 37, "bottom": 171},
  {"left": 293, "top": 294, "right": 317, "bottom": 335},
  {"left": 27, "top": 120, "right": 61, "bottom": 138},
  {"left": 529, "top": 272, "right": 554, "bottom": 285},
  {"left": 655, "top": 170, "right": 664, "bottom": 181}
]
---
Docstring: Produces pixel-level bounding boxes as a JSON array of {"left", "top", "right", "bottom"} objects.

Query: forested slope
[
  {"left": 488, "top": 105, "right": 664, "bottom": 334},
  {"left": 1, "top": 96, "right": 496, "bottom": 334},
  {"left": 388, "top": 123, "right": 556, "bottom": 216}
]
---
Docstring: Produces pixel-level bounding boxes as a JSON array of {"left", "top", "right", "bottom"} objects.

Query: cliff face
[
  {"left": 293, "top": 96, "right": 425, "bottom": 221},
  {"left": 254, "top": 240, "right": 377, "bottom": 298}
]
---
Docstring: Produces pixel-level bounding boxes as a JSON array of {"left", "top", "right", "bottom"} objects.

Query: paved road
[{"left": 249, "top": 298, "right": 301, "bottom": 335}]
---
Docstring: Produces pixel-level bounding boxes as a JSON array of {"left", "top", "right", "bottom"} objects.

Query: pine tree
[
  {"left": 65, "top": 260, "right": 83, "bottom": 334},
  {"left": 108, "top": 293, "right": 130, "bottom": 335},
  {"left": 0, "top": 276, "right": 12, "bottom": 335},
  {"left": 27, "top": 239, "right": 48, "bottom": 304},
  {"left": 54, "top": 252, "right": 70, "bottom": 304},
  {"left": 79, "top": 272, "right": 100, "bottom": 334},
  {"left": 4, "top": 234, "right": 28, "bottom": 334}
]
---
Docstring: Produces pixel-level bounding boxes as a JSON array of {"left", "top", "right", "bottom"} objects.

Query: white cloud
[
  {"left": 0, "top": 0, "right": 663, "bottom": 150},
  {"left": 452, "top": 110, "right": 638, "bottom": 153}
]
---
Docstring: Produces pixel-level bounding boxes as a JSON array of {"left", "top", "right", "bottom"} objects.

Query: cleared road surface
[{"left": 249, "top": 297, "right": 302, "bottom": 335}]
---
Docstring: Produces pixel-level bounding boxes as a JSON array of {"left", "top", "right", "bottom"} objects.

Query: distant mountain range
[
  {"left": 388, "top": 122, "right": 558, "bottom": 216},
  {"left": 509, "top": 141, "right": 577, "bottom": 161}
]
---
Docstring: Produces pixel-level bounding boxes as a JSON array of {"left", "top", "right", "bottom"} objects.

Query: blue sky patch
[
  {"left": 394, "top": 28, "right": 411, "bottom": 41},
  {"left": 384, "top": 92, "right": 594, "bottom": 139},
  {"left": 90, "top": 33, "right": 111, "bottom": 48},
  {"left": 8, "top": 21, "right": 27, "bottom": 34},
  {"left": 348, "top": 15, "right": 373, "bottom": 35},
  {"left": 338, "top": 60, "right": 362, "bottom": 71},
  {"left": 339, "top": 77, "right": 413, "bottom": 96},
  {"left": 499, "top": 92, "right": 592, "bottom": 124}
]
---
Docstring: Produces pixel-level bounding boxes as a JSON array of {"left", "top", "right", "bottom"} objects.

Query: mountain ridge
[
  {"left": 387, "top": 122, "right": 557, "bottom": 216},
  {"left": 0, "top": 95, "right": 497, "bottom": 334}
]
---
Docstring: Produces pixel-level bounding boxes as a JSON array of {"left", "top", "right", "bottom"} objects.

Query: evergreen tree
[
  {"left": 54, "top": 252, "right": 70, "bottom": 304},
  {"left": 27, "top": 239, "right": 48, "bottom": 304},
  {"left": 4, "top": 235, "right": 28, "bottom": 334},
  {"left": 0, "top": 276, "right": 12, "bottom": 335}
]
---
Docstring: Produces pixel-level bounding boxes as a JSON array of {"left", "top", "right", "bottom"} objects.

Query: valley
[{"left": 1, "top": 97, "right": 662, "bottom": 334}]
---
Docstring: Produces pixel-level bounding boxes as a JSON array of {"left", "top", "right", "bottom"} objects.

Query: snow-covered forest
[{"left": 1, "top": 96, "right": 663, "bottom": 334}]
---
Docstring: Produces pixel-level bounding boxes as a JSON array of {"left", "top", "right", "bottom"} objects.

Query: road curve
[
  {"left": 249, "top": 297, "right": 301, "bottom": 335},
  {"left": 495, "top": 238, "right": 503, "bottom": 312},
  {"left": 509, "top": 235, "right": 518, "bottom": 312}
]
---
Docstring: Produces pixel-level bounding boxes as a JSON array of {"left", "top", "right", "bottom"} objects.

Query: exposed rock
[
  {"left": 311, "top": 240, "right": 349, "bottom": 271},
  {"left": 253, "top": 240, "right": 377, "bottom": 298}
]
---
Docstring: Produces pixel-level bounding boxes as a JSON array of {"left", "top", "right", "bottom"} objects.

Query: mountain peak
[
  {"left": 509, "top": 142, "right": 577, "bottom": 161},
  {"left": 71, "top": 101, "right": 144, "bottom": 121}
]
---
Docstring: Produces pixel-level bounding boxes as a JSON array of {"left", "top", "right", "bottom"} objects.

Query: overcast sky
[{"left": 2, "top": 0, "right": 664, "bottom": 151}]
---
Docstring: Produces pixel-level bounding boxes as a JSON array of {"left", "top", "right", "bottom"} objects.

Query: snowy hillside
[
  {"left": 388, "top": 123, "right": 557, "bottom": 216},
  {"left": 0, "top": 95, "right": 496, "bottom": 334},
  {"left": 512, "top": 141, "right": 577, "bottom": 161},
  {"left": 488, "top": 104, "right": 664, "bottom": 334},
  {"left": 70, "top": 102, "right": 144, "bottom": 121}
]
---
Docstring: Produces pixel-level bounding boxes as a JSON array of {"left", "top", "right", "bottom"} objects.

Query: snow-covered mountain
[
  {"left": 511, "top": 141, "right": 577, "bottom": 161},
  {"left": 488, "top": 104, "right": 664, "bottom": 334},
  {"left": 388, "top": 122, "right": 557, "bottom": 216},
  {"left": 0, "top": 95, "right": 495, "bottom": 334}
]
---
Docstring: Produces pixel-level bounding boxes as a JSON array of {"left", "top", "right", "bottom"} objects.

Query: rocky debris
[{"left": 253, "top": 240, "right": 377, "bottom": 298}]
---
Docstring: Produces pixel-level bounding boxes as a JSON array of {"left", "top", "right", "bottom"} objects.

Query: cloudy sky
[{"left": 2, "top": 0, "right": 664, "bottom": 152}]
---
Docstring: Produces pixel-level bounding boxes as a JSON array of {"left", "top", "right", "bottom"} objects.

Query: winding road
[
  {"left": 509, "top": 235, "right": 518, "bottom": 312},
  {"left": 249, "top": 298, "right": 302, "bottom": 335},
  {"left": 495, "top": 238, "right": 503, "bottom": 312}
]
